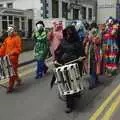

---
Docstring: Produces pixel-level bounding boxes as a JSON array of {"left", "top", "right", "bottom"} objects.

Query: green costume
[{"left": 33, "top": 31, "right": 48, "bottom": 60}]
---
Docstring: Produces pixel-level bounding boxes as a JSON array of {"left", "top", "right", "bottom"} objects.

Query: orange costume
[{"left": 0, "top": 32, "right": 22, "bottom": 92}]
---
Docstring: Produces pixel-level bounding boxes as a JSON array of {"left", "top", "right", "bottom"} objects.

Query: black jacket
[{"left": 55, "top": 39, "right": 85, "bottom": 64}]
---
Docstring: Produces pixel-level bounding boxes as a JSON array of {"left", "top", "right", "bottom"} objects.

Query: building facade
[
  {"left": 0, "top": 0, "right": 97, "bottom": 36},
  {"left": 0, "top": 0, "right": 34, "bottom": 37},
  {"left": 0, "top": 0, "right": 97, "bottom": 21},
  {"left": 46, "top": 0, "right": 97, "bottom": 22},
  {"left": 97, "top": 0, "right": 120, "bottom": 24},
  {"left": 0, "top": 8, "right": 33, "bottom": 37}
]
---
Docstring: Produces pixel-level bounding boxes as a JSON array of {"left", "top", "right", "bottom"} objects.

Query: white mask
[
  {"left": 36, "top": 24, "right": 44, "bottom": 31},
  {"left": 108, "top": 19, "right": 113, "bottom": 24},
  {"left": 7, "top": 26, "right": 14, "bottom": 35}
]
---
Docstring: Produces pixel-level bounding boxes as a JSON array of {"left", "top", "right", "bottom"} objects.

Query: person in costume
[
  {"left": 75, "top": 21, "right": 86, "bottom": 42},
  {"left": 48, "top": 20, "right": 63, "bottom": 61},
  {"left": 0, "top": 25, "right": 22, "bottom": 93},
  {"left": 84, "top": 22, "right": 102, "bottom": 89},
  {"left": 54, "top": 26, "right": 85, "bottom": 113},
  {"left": 98, "top": 23, "right": 106, "bottom": 74},
  {"left": 33, "top": 21, "right": 48, "bottom": 79},
  {"left": 103, "top": 17, "right": 119, "bottom": 76},
  {"left": 115, "top": 19, "right": 120, "bottom": 66}
]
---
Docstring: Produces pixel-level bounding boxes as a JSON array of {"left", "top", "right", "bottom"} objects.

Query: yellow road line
[
  {"left": 89, "top": 84, "right": 120, "bottom": 120},
  {"left": 102, "top": 94, "right": 120, "bottom": 120},
  {"left": 0, "top": 68, "right": 35, "bottom": 85}
]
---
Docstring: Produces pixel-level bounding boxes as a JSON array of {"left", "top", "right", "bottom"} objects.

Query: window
[
  {"left": 88, "top": 8, "right": 92, "bottom": 20},
  {"left": 82, "top": 6, "right": 86, "bottom": 19},
  {"left": 8, "top": 16, "right": 13, "bottom": 24},
  {"left": 21, "top": 17, "right": 25, "bottom": 30},
  {"left": 0, "top": 4, "right": 3, "bottom": 7},
  {"left": 2, "top": 16, "right": 7, "bottom": 31},
  {"left": 73, "top": 9, "right": 79, "bottom": 20},
  {"left": 52, "top": 0, "right": 59, "bottom": 18},
  {"left": 2, "top": 21, "right": 7, "bottom": 31},
  {"left": 14, "top": 17, "right": 19, "bottom": 30},
  {"left": 62, "top": 2, "right": 68, "bottom": 19},
  {"left": 21, "top": 17, "right": 25, "bottom": 21},
  {"left": 2, "top": 16, "right": 7, "bottom": 20},
  {"left": 7, "top": 3, "right": 13, "bottom": 8}
]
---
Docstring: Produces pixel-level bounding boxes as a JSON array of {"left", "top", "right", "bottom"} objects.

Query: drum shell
[
  {"left": 55, "top": 63, "right": 84, "bottom": 96},
  {"left": 0, "top": 56, "right": 15, "bottom": 80}
]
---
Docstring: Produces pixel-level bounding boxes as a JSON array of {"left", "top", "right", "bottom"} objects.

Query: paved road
[
  {"left": 112, "top": 106, "right": 120, "bottom": 120},
  {"left": 0, "top": 63, "right": 120, "bottom": 120}
]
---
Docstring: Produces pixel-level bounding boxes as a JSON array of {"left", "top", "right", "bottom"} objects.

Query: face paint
[
  {"left": 36, "top": 24, "right": 44, "bottom": 31},
  {"left": 7, "top": 26, "right": 14, "bottom": 35}
]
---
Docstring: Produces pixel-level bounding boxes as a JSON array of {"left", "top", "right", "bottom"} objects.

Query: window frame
[
  {"left": 81, "top": 6, "right": 86, "bottom": 20},
  {"left": 88, "top": 8, "right": 93, "bottom": 20},
  {"left": 7, "top": 3, "right": 13, "bottom": 8}
]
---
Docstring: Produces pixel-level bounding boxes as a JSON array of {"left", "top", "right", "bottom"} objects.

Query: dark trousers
[
  {"left": 90, "top": 71, "right": 98, "bottom": 87},
  {"left": 66, "top": 95, "right": 74, "bottom": 109}
]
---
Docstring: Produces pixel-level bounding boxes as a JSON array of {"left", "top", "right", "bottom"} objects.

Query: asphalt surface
[
  {"left": 0, "top": 64, "right": 120, "bottom": 120},
  {"left": 112, "top": 106, "right": 120, "bottom": 120}
]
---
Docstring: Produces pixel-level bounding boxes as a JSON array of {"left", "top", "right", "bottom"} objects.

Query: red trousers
[{"left": 8, "top": 61, "right": 20, "bottom": 89}]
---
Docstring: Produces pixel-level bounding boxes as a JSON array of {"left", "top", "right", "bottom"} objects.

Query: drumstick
[
  {"left": 54, "top": 56, "right": 86, "bottom": 66},
  {"left": 65, "top": 56, "right": 86, "bottom": 65},
  {"left": 54, "top": 61, "right": 62, "bottom": 66}
]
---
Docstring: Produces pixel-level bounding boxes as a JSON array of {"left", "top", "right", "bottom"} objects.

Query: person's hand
[
  {"left": 54, "top": 61, "right": 62, "bottom": 66},
  {"left": 78, "top": 56, "right": 86, "bottom": 61},
  {"left": 8, "top": 51, "right": 14, "bottom": 56},
  {"left": 54, "top": 60, "right": 60, "bottom": 65}
]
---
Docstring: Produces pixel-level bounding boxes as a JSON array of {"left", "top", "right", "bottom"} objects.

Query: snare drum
[
  {"left": 54, "top": 63, "right": 84, "bottom": 96},
  {"left": 0, "top": 56, "right": 15, "bottom": 80}
]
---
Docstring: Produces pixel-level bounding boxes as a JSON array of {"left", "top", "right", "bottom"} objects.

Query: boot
[
  {"left": 35, "top": 73, "right": 43, "bottom": 79},
  {"left": 65, "top": 107, "right": 73, "bottom": 113},
  {"left": 7, "top": 87, "right": 14, "bottom": 94},
  {"left": 7, "top": 78, "right": 15, "bottom": 93}
]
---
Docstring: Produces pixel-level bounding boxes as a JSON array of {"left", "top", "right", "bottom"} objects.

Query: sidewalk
[
  {"left": 19, "top": 50, "right": 35, "bottom": 66},
  {"left": 19, "top": 50, "right": 52, "bottom": 67},
  {"left": 19, "top": 51, "right": 34, "bottom": 63}
]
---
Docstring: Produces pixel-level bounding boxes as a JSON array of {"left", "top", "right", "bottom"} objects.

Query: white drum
[
  {"left": 0, "top": 56, "right": 15, "bottom": 80},
  {"left": 54, "top": 63, "right": 84, "bottom": 96}
]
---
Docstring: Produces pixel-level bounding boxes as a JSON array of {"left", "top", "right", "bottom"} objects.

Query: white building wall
[
  {"left": 14, "top": 0, "right": 33, "bottom": 9},
  {"left": 14, "top": 0, "right": 43, "bottom": 26},
  {"left": 97, "top": 0, "right": 117, "bottom": 24}
]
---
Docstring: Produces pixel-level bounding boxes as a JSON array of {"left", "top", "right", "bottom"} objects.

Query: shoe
[
  {"left": 35, "top": 74, "right": 43, "bottom": 79},
  {"left": 96, "top": 80, "right": 102, "bottom": 85},
  {"left": 35, "top": 75, "right": 39, "bottom": 79},
  {"left": 6, "top": 88, "right": 14, "bottom": 94},
  {"left": 89, "top": 85, "right": 96, "bottom": 90},
  {"left": 65, "top": 108, "right": 73, "bottom": 113}
]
